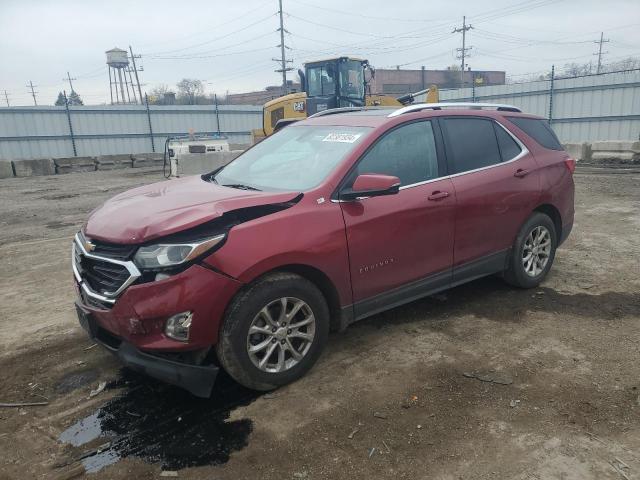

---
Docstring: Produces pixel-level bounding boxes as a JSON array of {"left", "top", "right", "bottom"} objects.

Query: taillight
[{"left": 564, "top": 158, "right": 576, "bottom": 174}]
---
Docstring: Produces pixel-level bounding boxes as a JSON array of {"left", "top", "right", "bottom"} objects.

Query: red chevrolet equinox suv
[{"left": 73, "top": 103, "right": 575, "bottom": 397}]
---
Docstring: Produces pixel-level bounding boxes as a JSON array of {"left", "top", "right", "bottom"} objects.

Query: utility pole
[
  {"left": 129, "top": 45, "right": 144, "bottom": 105},
  {"left": 594, "top": 32, "right": 609, "bottom": 74},
  {"left": 2, "top": 90, "right": 9, "bottom": 107},
  {"left": 126, "top": 66, "right": 138, "bottom": 104},
  {"left": 274, "top": 0, "right": 293, "bottom": 95},
  {"left": 64, "top": 72, "right": 76, "bottom": 92},
  {"left": 453, "top": 16, "right": 473, "bottom": 88},
  {"left": 26, "top": 81, "right": 38, "bottom": 105}
]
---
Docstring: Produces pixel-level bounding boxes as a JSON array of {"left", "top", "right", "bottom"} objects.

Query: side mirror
[{"left": 340, "top": 174, "right": 401, "bottom": 201}]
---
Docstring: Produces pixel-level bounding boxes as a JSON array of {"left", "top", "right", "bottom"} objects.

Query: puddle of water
[{"left": 58, "top": 369, "right": 260, "bottom": 473}]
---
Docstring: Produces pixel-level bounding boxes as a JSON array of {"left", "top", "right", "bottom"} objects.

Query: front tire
[
  {"left": 504, "top": 212, "right": 557, "bottom": 288},
  {"left": 216, "top": 272, "right": 330, "bottom": 391}
]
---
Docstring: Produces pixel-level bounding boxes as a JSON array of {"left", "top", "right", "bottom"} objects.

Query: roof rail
[
  {"left": 307, "top": 106, "right": 370, "bottom": 119},
  {"left": 387, "top": 102, "right": 521, "bottom": 118}
]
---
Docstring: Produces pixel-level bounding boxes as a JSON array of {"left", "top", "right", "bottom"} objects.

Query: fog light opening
[{"left": 165, "top": 311, "right": 193, "bottom": 342}]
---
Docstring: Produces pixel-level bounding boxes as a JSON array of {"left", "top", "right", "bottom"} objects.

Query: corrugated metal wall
[
  {"left": 416, "top": 70, "right": 640, "bottom": 143},
  {"left": 0, "top": 104, "right": 262, "bottom": 160}
]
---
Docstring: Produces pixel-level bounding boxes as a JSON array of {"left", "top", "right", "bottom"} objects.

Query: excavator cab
[
  {"left": 253, "top": 56, "right": 437, "bottom": 140},
  {"left": 300, "top": 57, "right": 367, "bottom": 115}
]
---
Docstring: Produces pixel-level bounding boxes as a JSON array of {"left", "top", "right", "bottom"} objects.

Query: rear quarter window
[
  {"left": 494, "top": 123, "right": 522, "bottom": 161},
  {"left": 507, "top": 117, "right": 563, "bottom": 151}
]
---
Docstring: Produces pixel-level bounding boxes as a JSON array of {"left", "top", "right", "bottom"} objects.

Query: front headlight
[{"left": 133, "top": 234, "right": 225, "bottom": 269}]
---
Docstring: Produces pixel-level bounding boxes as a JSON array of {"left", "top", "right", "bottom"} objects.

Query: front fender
[{"left": 201, "top": 202, "right": 352, "bottom": 306}]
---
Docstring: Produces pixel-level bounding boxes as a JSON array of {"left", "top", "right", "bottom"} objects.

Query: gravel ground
[{"left": 0, "top": 165, "right": 638, "bottom": 480}]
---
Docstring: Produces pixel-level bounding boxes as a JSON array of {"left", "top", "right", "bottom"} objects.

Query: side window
[
  {"left": 354, "top": 121, "right": 439, "bottom": 186},
  {"left": 494, "top": 123, "right": 522, "bottom": 161},
  {"left": 506, "top": 117, "right": 563, "bottom": 150},
  {"left": 441, "top": 118, "right": 502, "bottom": 174},
  {"left": 270, "top": 107, "right": 284, "bottom": 129}
]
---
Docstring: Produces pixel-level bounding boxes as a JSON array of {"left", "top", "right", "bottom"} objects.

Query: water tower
[{"left": 106, "top": 47, "right": 138, "bottom": 104}]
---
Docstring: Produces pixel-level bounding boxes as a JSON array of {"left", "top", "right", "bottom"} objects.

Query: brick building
[
  {"left": 367, "top": 68, "right": 506, "bottom": 95},
  {"left": 226, "top": 82, "right": 301, "bottom": 105}
]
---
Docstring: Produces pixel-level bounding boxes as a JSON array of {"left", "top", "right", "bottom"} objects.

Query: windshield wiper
[{"left": 222, "top": 183, "right": 262, "bottom": 191}]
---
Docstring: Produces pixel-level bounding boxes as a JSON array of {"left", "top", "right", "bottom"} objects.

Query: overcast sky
[{"left": 1, "top": 0, "right": 639, "bottom": 106}]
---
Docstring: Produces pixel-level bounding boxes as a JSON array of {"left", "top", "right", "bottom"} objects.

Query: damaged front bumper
[{"left": 76, "top": 302, "right": 218, "bottom": 398}]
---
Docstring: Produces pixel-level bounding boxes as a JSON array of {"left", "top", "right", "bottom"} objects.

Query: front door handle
[
  {"left": 514, "top": 168, "right": 529, "bottom": 178},
  {"left": 428, "top": 191, "right": 450, "bottom": 201}
]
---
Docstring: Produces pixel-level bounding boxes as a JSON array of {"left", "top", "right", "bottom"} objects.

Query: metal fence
[
  {"left": 417, "top": 69, "right": 640, "bottom": 143},
  {"left": 0, "top": 104, "right": 262, "bottom": 160}
]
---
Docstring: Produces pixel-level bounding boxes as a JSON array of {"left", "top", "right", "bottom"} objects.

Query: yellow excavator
[{"left": 253, "top": 56, "right": 439, "bottom": 140}]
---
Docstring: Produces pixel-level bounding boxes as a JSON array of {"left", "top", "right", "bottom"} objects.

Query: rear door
[
  {"left": 339, "top": 120, "right": 456, "bottom": 317},
  {"left": 440, "top": 116, "right": 540, "bottom": 280}
]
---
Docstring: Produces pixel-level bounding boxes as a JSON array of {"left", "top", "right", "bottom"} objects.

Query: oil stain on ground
[{"left": 58, "top": 369, "right": 260, "bottom": 473}]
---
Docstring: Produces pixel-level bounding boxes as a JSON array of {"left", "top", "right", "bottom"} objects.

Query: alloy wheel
[
  {"left": 246, "top": 297, "right": 316, "bottom": 373},
  {"left": 522, "top": 225, "right": 552, "bottom": 277}
]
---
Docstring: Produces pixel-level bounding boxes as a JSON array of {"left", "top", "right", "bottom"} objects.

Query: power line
[
  {"left": 145, "top": 13, "right": 277, "bottom": 56},
  {"left": 26, "top": 81, "right": 38, "bottom": 106},
  {"left": 453, "top": 16, "right": 473, "bottom": 87},
  {"left": 137, "top": 0, "right": 274, "bottom": 49},
  {"left": 395, "top": 49, "right": 455, "bottom": 68},
  {"left": 470, "top": 0, "right": 561, "bottom": 25},
  {"left": 148, "top": 31, "right": 276, "bottom": 59},
  {"left": 594, "top": 32, "right": 610, "bottom": 74},
  {"left": 473, "top": 28, "right": 595, "bottom": 46},
  {"left": 288, "top": 0, "right": 452, "bottom": 24},
  {"left": 151, "top": 46, "right": 274, "bottom": 61},
  {"left": 285, "top": 12, "right": 443, "bottom": 40},
  {"left": 289, "top": 30, "right": 453, "bottom": 58}
]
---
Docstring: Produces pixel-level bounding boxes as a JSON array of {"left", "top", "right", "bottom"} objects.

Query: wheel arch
[
  {"left": 533, "top": 203, "right": 562, "bottom": 239},
  {"left": 229, "top": 263, "right": 346, "bottom": 333},
  {"left": 272, "top": 264, "right": 344, "bottom": 332}
]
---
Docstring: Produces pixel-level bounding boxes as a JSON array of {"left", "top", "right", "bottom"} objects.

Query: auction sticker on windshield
[{"left": 322, "top": 133, "right": 362, "bottom": 143}]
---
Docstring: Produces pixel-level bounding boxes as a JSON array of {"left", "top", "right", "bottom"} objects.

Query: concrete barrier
[
  {"left": 177, "top": 150, "right": 243, "bottom": 176},
  {"left": 12, "top": 158, "right": 56, "bottom": 177},
  {"left": 132, "top": 152, "right": 165, "bottom": 168},
  {"left": 54, "top": 156, "right": 96, "bottom": 174},
  {"left": 562, "top": 143, "right": 592, "bottom": 162},
  {"left": 0, "top": 160, "right": 14, "bottom": 179},
  {"left": 229, "top": 143, "right": 252, "bottom": 151},
  {"left": 96, "top": 154, "right": 133, "bottom": 170},
  {"left": 590, "top": 141, "right": 640, "bottom": 163}
]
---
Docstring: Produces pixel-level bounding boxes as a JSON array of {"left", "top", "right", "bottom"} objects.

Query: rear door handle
[
  {"left": 428, "top": 191, "right": 450, "bottom": 201},
  {"left": 514, "top": 168, "right": 529, "bottom": 178}
]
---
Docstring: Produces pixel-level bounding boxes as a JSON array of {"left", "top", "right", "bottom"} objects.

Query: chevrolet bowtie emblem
[{"left": 84, "top": 239, "right": 96, "bottom": 252}]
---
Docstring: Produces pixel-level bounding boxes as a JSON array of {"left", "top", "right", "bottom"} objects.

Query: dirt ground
[{"left": 0, "top": 165, "right": 638, "bottom": 480}]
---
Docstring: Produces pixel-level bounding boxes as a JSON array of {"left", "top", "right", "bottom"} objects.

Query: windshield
[
  {"left": 213, "top": 125, "right": 371, "bottom": 192},
  {"left": 306, "top": 64, "right": 337, "bottom": 97},
  {"left": 339, "top": 60, "right": 365, "bottom": 99}
]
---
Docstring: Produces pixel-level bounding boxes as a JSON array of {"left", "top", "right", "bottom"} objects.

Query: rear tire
[
  {"left": 504, "top": 212, "right": 557, "bottom": 288},
  {"left": 216, "top": 272, "right": 329, "bottom": 391}
]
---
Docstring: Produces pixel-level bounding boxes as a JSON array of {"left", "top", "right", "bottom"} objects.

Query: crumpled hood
[{"left": 84, "top": 176, "right": 300, "bottom": 244}]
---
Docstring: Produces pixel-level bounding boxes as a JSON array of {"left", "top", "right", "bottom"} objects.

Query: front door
[{"left": 339, "top": 120, "right": 456, "bottom": 318}]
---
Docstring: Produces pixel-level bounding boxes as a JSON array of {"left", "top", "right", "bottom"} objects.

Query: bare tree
[
  {"left": 561, "top": 62, "right": 592, "bottom": 78},
  {"left": 148, "top": 84, "right": 175, "bottom": 105},
  {"left": 605, "top": 57, "right": 640, "bottom": 72},
  {"left": 176, "top": 79, "right": 204, "bottom": 105}
]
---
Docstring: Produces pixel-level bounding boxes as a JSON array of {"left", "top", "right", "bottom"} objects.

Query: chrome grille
[
  {"left": 80, "top": 256, "right": 131, "bottom": 294},
  {"left": 73, "top": 233, "right": 141, "bottom": 306}
]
